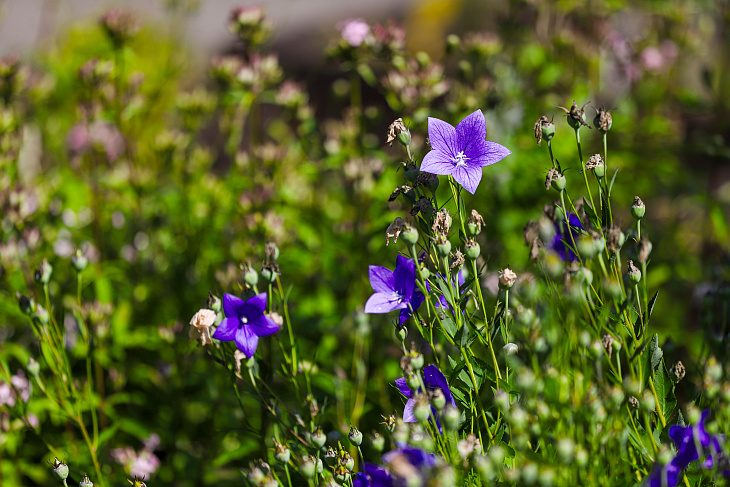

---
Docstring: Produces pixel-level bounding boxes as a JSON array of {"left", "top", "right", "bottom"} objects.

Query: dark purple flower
[
  {"left": 645, "top": 461, "right": 681, "bottom": 487},
  {"left": 420, "top": 110, "right": 510, "bottom": 194},
  {"left": 212, "top": 293, "right": 279, "bottom": 357},
  {"left": 551, "top": 213, "right": 584, "bottom": 262},
  {"left": 353, "top": 464, "right": 394, "bottom": 487},
  {"left": 355, "top": 446, "right": 437, "bottom": 487},
  {"left": 669, "top": 410, "right": 713, "bottom": 470},
  {"left": 365, "top": 255, "right": 425, "bottom": 324},
  {"left": 394, "top": 364, "right": 456, "bottom": 423}
]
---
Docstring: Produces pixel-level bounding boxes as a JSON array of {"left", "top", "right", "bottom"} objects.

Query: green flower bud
[
  {"left": 627, "top": 260, "right": 641, "bottom": 284},
  {"left": 475, "top": 455, "right": 494, "bottom": 481},
  {"left": 207, "top": 291, "right": 222, "bottom": 312},
  {"left": 260, "top": 267, "right": 277, "bottom": 283},
  {"left": 413, "top": 394, "right": 430, "bottom": 422},
  {"left": 341, "top": 451, "right": 355, "bottom": 471},
  {"left": 396, "top": 325, "right": 407, "bottom": 342},
  {"left": 443, "top": 405, "right": 461, "bottom": 431},
  {"left": 17, "top": 293, "right": 35, "bottom": 315},
  {"left": 401, "top": 226, "right": 419, "bottom": 246},
  {"left": 34, "top": 259, "right": 52, "bottom": 285},
  {"left": 299, "top": 456, "right": 317, "bottom": 478},
  {"left": 576, "top": 267, "right": 593, "bottom": 285},
  {"left": 348, "top": 427, "right": 362, "bottom": 447},
  {"left": 418, "top": 264, "right": 430, "bottom": 280},
  {"left": 641, "top": 390, "right": 655, "bottom": 413},
  {"left": 436, "top": 240, "right": 451, "bottom": 257},
  {"left": 333, "top": 465, "right": 350, "bottom": 484},
  {"left": 431, "top": 388, "right": 446, "bottom": 410},
  {"left": 522, "top": 462, "right": 538, "bottom": 484},
  {"left": 72, "top": 249, "right": 88, "bottom": 272},
  {"left": 593, "top": 105, "right": 612, "bottom": 133},
  {"left": 404, "top": 166, "right": 419, "bottom": 184},
  {"left": 274, "top": 440, "right": 290, "bottom": 463},
  {"left": 264, "top": 242, "right": 279, "bottom": 262},
  {"left": 397, "top": 127, "right": 411, "bottom": 147},
  {"left": 542, "top": 122, "right": 555, "bottom": 142},
  {"left": 310, "top": 428, "right": 326, "bottom": 449},
  {"left": 602, "top": 279, "right": 622, "bottom": 300},
  {"left": 369, "top": 432, "right": 385, "bottom": 452},
  {"left": 465, "top": 240, "right": 480, "bottom": 260},
  {"left": 488, "top": 445, "right": 505, "bottom": 466},
  {"left": 49, "top": 458, "right": 69, "bottom": 482},
  {"left": 393, "top": 420, "right": 409, "bottom": 443},
  {"left": 631, "top": 196, "right": 645, "bottom": 220},
  {"left": 577, "top": 236, "right": 596, "bottom": 259},
  {"left": 406, "top": 373, "right": 419, "bottom": 390},
  {"left": 545, "top": 168, "right": 566, "bottom": 192},
  {"left": 243, "top": 266, "right": 259, "bottom": 287},
  {"left": 80, "top": 474, "right": 94, "bottom": 487},
  {"left": 409, "top": 351, "right": 424, "bottom": 370}
]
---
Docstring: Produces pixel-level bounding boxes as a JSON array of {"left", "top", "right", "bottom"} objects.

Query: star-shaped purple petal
[
  {"left": 420, "top": 110, "right": 510, "bottom": 194},
  {"left": 212, "top": 293, "right": 280, "bottom": 357},
  {"left": 365, "top": 255, "right": 423, "bottom": 324},
  {"left": 394, "top": 365, "right": 456, "bottom": 427}
]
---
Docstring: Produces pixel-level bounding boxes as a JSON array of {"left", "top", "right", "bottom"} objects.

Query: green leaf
[
  {"left": 653, "top": 359, "right": 677, "bottom": 424},
  {"left": 609, "top": 167, "right": 619, "bottom": 195},
  {"left": 650, "top": 334, "right": 663, "bottom": 371},
  {"left": 441, "top": 317, "right": 457, "bottom": 340},
  {"left": 642, "top": 291, "right": 660, "bottom": 325}
]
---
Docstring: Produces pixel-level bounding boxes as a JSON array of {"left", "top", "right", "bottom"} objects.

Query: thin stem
[{"left": 575, "top": 128, "right": 596, "bottom": 218}]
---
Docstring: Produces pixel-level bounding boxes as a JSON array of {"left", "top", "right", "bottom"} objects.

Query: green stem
[{"left": 575, "top": 128, "right": 596, "bottom": 217}]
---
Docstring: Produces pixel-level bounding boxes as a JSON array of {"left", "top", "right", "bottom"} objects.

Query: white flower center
[
  {"left": 240, "top": 316, "right": 248, "bottom": 325},
  {"left": 392, "top": 291, "right": 404, "bottom": 303},
  {"left": 452, "top": 151, "right": 469, "bottom": 168}
]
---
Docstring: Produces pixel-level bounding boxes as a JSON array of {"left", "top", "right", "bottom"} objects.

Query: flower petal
[
  {"left": 222, "top": 293, "right": 246, "bottom": 319},
  {"left": 455, "top": 110, "right": 486, "bottom": 153},
  {"left": 248, "top": 314, "right": 280, "bottom": 337},
  {"left": 402, "top": 398, "right": 417, "bottom": 422},
  {"left": 452, "top": 164, "right": 482, "bottom": 194},
  {"left": 364, "top": 292, "right": 406, "bottom": 314},
  {"left": 212, "top": 317, "right": 238, "bottom": 341},
  {"left": 427, "top": 117, "right": 458, "bottom": 156},
  {"left": 466, "top": 140, "right": 511, "bottom": 168},
  {"left": 420, "top": 149, "right": 456, "bottom": 176},
  {"left": 246, "top": 292, "right": 268, "bottom": 314},
  {"left": 235, "top": 325, "right": 260, "bottom": 358},
  {"left": 369, "top": 265, "right": 395, "bottom": 294},
  {"left": 394, "top": 255, "right": 415, "bottom": 302},
  {"left": 394, "top": 377, "right": 412, "bottom": 398},
  {"left": 423, "top": 365, "right": 456, "bottom": 408}
]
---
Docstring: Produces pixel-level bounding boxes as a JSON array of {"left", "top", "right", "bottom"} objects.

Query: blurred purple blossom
[
  {"left": 394, "top": 364, "right": 455, "bottom": 424},
  {"left": 551, "top": 213, "right": 584, "bottom": 262}
]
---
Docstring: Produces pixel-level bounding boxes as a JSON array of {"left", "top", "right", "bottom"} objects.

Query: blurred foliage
[{"left": 0, "top": 0, "right": 728, "bottom": 485}]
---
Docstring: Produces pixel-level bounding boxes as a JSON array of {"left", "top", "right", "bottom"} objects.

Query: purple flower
[
  {"left": 353, "top": 465, "right": 393, "bottom": 487},
  {"left": 551, "top": 213, "right": 584, "bottom": 262},
  {"left": 420, "top": 110, "right": 510, "bottom": 194},
  {"left": 365, "top": 255, "right": 425, "bottom": 324},
  {"left": 212, "top": 293, "right": 279, "bottom": 357},
  {"left": 355, "top": 446, "right": 437, "bottom": 487},
  {"left": 338, "top": 18, "right": 370, "bottom": 47},
  {"left": 645, "top": 461, "right": 682, "bottom": 487},
  {"left": 669, "top": 410, "right": 713, "bottom": 470},
  {"left": 394, "top": 364, "right": 456, "bottom": 423}
]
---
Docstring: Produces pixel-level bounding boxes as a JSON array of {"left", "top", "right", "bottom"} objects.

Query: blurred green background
[{"left": 0, "top": 0, "right": 729, "bottom": 485}]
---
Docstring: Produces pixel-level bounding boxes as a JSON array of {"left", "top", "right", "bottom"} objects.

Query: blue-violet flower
[
  {"left": 365, "top": 255, "right": 424, "bottom": 324},
  {"left": 212, "top": 293, "right": 280, "bottom": 357}
]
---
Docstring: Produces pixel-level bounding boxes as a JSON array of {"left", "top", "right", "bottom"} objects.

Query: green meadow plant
[{"left": 1, "top": 4, "right": 730, "bottom": 487}]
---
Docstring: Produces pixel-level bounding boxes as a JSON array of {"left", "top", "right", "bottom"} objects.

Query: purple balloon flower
[
  {"left": 354, "top": 445, "right": 438, "bottom": 487},
  {"left": 551, "top": 213, "right": 584, "bottom": 262},
  {"left": 212, "top": 293, "right": 279, "bottom": 357},
  {"left": 394, "top": 364, "right": 456, "bottom": 423},
  {"left": 365, "top": 255, "right": 425, "bottom": 324},
  {"left": 645, "top": 461, "right": 682, "bottom": 487},
  {"left": 420, "top": 110, "right": 510, "bottom": 194}
]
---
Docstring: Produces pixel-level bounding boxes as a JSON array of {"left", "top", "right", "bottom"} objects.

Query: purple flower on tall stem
[
  {"left": 365, "top": 255, "right": 424, "bottom": 324},
  {"left": 420, "top": 110, "right": 510, "bottom": 194},
  {"left": 551, "top": 213, "right": 584, "bottom": 262},
  {"left": 394, "top": 364, "right": 456, "bottom": 423},
  {"left": 212, "top": 293, "right": 279, "bottom": 357}
]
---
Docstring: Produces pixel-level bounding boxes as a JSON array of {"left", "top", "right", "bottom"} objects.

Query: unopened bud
[
  {"left": 401, "top": 226, "right": 419, "bottom": 246},
  {"left": 585, "top": 154, "right": 605, "bottom": 179},
  {"left": 436, "top": 240, "right": 452, "bottom": 257},
  {"left": 49, "top": 458, "right": 69, "bottom": 482},
  {"left": 260, "top": 266, "right": 277, "bottom": 283},
  {"left": 465, "top": 240, "right": 480, "bottom": 260},
  {"left": 413, "top": 394, "right": 430, "bottom": 421},
  {"left": 333, "top": 464, "right": 350, "bottom": 484},
  {"left": 627, "top": 260, "right": 641, "bottom": 284},
  {"left": 348, "top": 427, "right": 363, "bottom": 446},
  {"left": 631, "top": 196, "right": 645, "bottom": 220},
  {"left": 265, "top": 241, "right": 279, "bottom": 262},
  {"left": 17, "top": 293, "right": 35, "bottom": 315},
  {"left": 545, "top": 168, "right": 566, "bottom": 192},
  {"left": 72, "top": 249, "right": 88, "bottom": 272},
  {"left": 443, "top": 405, "right": 461, "bottom": 431},
  {"left": 34, "top": 259, "right": 52, "bottom": 285},
  {"left": 431, "top": 388, "right": 446, "bottom": 410},
  {"left": 369, "top": 431, "right": 384, "bottom": 452},
  {"left": 409, "top": 351, "right": 424, "bottom": 370},
  {"left": 207, "top": 291, "right": 222, "bottom": 312},
  {"left": 593, "top": 105, "right": 612, "bottom": 133},
  {"left": 80, "top": 474, "right": 94, "bottom": 487},
  {"left": 310, "top": 428, "right": 326, "bottom": 449},
  {"left": 274, "top": 440, "right": 290, "bottom": 463},
  {"left": 243, "top": 266, "right": 259, "bottom": 287}
]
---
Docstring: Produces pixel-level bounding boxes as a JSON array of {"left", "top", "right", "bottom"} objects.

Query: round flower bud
[
  {"left": 80, "top": 474, "right": 94, "bottom": 487},
  {"left": 348, "top": 427, "right": 363, "bottom": 447},
  {"left": 418, "top": 264, "right": 430, "bottom": 280},
  {"left": 436, "top": 240, "right": 452, "bottom": 257},
  {"left": 575, "top": 448, "right": 588, "bottom": 467},
  {"left": 341, "top": 451, "right": 355, "bottom": 471},
  {"left": 602, "top": 279, "right": 622, "bottom": 300},
  {"left": 576, "top": 267, "right": 593, "bottom": 285},
  {"left": 208, "top": 292, "right": 222, "bottom": 312},
  {"left": 396, "top": 325, "right": 407, "bottom": 342},
  {"left": 577, "top": 236, "right": 597, "bottom": 259},
  {"left": 542, "top": 122, "right": 556, "bottom": 142},
  {"left": 406, "top": 373, "right": 420, "bottom": 391},
  {"left": 467, "top": 222, "right": 480, "bottom": 237},
  {"left": 431, "top": 388, "right": 446, "bottom": 410},
  {"left": 494, "top": 389, "right": 510, "bottom": 413},
  {"left": 498, "top": 268, "right": 517, "bottom": 290},
  {"left": 443, "top": 405, "right": 461, "bottom": 431},
  {"left": 274, "top": 441, "right": 291, "bottom": 464},
  {"left": 409, "top": 352, "right": 424, "bottom": 371},
  {"left": 401, "top": 226, "right": 419, "bottom": 246},
  {"left": 631, "top": 196, "right": 645, "bottom": 220},
  {"left": 627, "top": 260, "right": 641, "bottom": 284},
  {"left": 404, "top": 166, "right": 419, "bottom": 184},
  {"left": 243, "top": 267, "right": 259, "bottom": 287},
  {"left": 17, "top": 293, "right": 35, "bottom": 315},
  {"left": 49, "top": 458, "right": 69, "bottom": 482},
  {"left": 260, "top": 267, "right": 277, "bottom": 283},
  {"left": 34, "top": 259, "right": 52, "bottom": 285},
  {"left": 503, "top": 343, "right": 518, "bottom": 356},
  {"left": 310, "top": 428, "right": 326, "bottom": 449},
  {"left": 593, "top": 236, "right": 606, "bottom": 254},
  {"left": 545, "top": 169, "right": 566, "bottom": 192},
  {"left": 585, "top": 154, "right": 605, "bottom": 179},
  {"left": 593, "top": 106, "right": 612, "bottom": 133},
  {"left": 641, "top": 390, "right": 655, "bottom": 413},
  {"left": 323, "top": 447, "right": 337, "bottom": 466},
  {"left": 393, "top": 420, "right": 409, "bottom": 443},
  {"left": 521, "top": 462, "right": 538, "bottom": 484},
  {"left": 488, "top": 445, "right": 505, "bottom": 466},
  {"left": 465, "top": 241, "right": 480, "bottom": 260},
  {"left": 413, "top": 394, "right": 430, "bottom": 422},
  {"left": 72, "top": 249, "right": 88, "bottom": 272},
  {"left": 333, "top": 465, "right": 350, "bottom": 484},
  {"left": 475, "top": 455, "right": 494, "bottom": 481},
  {"left": 397, "top": 127, "right": 411, "bottom": 148},
  {"left": 369, "top": 432, "right": 385, "bottom": 452}
]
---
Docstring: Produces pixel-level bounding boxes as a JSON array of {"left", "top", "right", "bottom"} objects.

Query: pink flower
[
  {"left": 641, "top": 46, "right": 664, "bottom": 71},
  {"left": 338, "top": 18, "right": 370, "bottom": 47}
]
